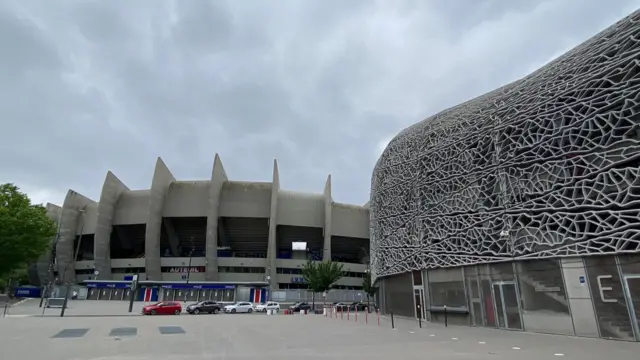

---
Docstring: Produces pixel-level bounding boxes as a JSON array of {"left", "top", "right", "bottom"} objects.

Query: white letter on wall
[{"left": 596, "top": 275, "right": 618, "bottom": 303}]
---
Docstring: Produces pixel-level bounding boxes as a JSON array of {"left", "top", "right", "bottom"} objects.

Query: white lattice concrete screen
[{"left": 369, "top": 11, "right": 640, "bottom": 281}]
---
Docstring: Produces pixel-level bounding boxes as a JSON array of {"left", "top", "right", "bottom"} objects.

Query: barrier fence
[{"left": 271, "top": 289, "right": 369, "bottom": 303}]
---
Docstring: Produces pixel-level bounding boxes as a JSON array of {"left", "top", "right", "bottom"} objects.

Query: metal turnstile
[{"left": 198, "top": 290, "right": 209, "bottom": 301}]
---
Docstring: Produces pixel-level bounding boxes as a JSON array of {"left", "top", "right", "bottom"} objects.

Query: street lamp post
[{"left": 184, "top": 238, "right": 195, "bottom": 303}]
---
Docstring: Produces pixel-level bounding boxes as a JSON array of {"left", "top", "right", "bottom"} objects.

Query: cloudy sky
[{"left": 1, "top": 0, "right": 638, "bottom": 207}]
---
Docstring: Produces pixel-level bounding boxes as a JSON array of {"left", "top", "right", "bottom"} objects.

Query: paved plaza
[{"left": 0, "top": 301, "right": 638, "bottom": 359}]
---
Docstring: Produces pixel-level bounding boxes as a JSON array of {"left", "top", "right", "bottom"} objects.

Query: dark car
[
  {"left": 289, "top": 302, "right": 312, "bottom": 313},
  {"left": 349, "top": 302, "right": 367, "bottom": 311},
  {"left": 333, "top": 302, "right": 350, "bottom": 311},
  {"left": 186, "top": 300, "right": 222, "bottom": 314}
]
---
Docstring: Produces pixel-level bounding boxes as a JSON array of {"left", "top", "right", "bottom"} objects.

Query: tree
[
  {"left": 301, "top": 260, "right": 344, "bottom": 311},
  {"left": 0, "top": 183, "right": 57, "bottom": 280},
  {"left": 362, "top": 271, "right": 378, "bottom": 311}
]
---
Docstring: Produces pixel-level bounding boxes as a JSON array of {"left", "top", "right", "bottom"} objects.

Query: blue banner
[
  {"left": 14, "top": 287, "right": 41, "bottom": 298},
  {"left": 85, "top": 282, "right": 131, "bottom": 289},
  {"left": 160, "top": 284, "right": 235, "bottom": 290}
]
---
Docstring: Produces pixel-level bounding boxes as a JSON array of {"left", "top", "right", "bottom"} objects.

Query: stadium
[
  {"left": 370, "top": 11, "right": 640, "bottom": 341},
  {"left": 33, "top": 155, "right": 370, "bottom": 303}
]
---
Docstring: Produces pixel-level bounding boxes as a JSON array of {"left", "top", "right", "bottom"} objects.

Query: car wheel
[
  {"left": 231, "top": 309, "right": 236, "bottom": 313},
  {"left": 151, "top": 310, "right": 156, "bottom": 315},
  {"left": 247, "top": 308, "right": 253, "bottom": 314},
  {"left": 213, "top": 308, "right": 219, "bottom": 314},
  {"left": 174, "top": 309, "right": 181, "bottom": 315},
  {"left": 193, "top": 308, "right": 200, "bottom": 315}
]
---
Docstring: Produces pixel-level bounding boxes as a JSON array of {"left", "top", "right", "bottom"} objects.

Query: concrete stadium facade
[
  {"left": 34, "top": 155, "right": 370, "bottom": 295},
  {"left": 370, "top": 11, "right": 640, "bottom": 341}
]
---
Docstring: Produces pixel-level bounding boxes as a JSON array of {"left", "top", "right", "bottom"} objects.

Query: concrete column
[
  {"left": 145, "top": 157, "right": 175, "bottom": 281},
  {"left": 267, "top": 159, "right": 279, "bottom": 289},
  {"left": 57, "top": 190, "right": 95, "bottom": 284},
  {"left": 94, "top": 171, "right": 129, "bottom": 280},
  {"left": 323, "top": 175, "right": 332, "bottom": 262},
  {"left": 205, "top": 154, "right": 227, "bottom": 281}
]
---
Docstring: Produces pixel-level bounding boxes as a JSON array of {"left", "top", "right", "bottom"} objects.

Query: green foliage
[
  {"left": 301, "top": 260, "right": 344, "bottom": 294},
  {"left": 0, "top": 183, "right": 57, "bottom": 278},
  {"left": 362, "top": 271, "right": 378, "bottom": 297}
]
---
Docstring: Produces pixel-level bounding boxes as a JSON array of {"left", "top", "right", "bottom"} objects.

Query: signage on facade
[
  {"left": 292, "top": 277, "right": 306, "bottom": 283},
  {"left": 160, "top": 284, "right": 235, "bottom": 290},
  {"left": 167, "top": 267, "right": 205, "bottom": 273}
]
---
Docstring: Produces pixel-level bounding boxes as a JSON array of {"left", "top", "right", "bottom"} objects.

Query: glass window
[
  {"left": 584, "top": 256, "right": 635, "bottom": 341},
  {"left": 516, "top": 259, "right": 573, "bottom": 335},
  {"left": 427, "top": 268, "right": 466, "bottom": 308}
]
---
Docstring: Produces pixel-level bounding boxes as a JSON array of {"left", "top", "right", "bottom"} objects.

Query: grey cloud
[{"left": 1, "top": 0, "right": 639, "bottom": 207}]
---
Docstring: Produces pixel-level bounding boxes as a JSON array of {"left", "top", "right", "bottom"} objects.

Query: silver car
[{"left": 223, "top": 302, "right": 254, "bottom": 313}]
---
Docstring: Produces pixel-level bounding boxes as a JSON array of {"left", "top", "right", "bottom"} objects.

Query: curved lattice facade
[{"left": 370, "top": 11, "right": 640, "bottom": 281}]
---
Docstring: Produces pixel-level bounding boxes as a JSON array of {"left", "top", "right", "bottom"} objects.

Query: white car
[
  {"left": 224, "top": 302, "right": 254, "bottom": 313},
  {"left": 254, "top": 301, "right": 280, "bottom": 313}
]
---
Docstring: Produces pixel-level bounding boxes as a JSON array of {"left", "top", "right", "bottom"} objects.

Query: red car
[{"left": 142, "top": 301, "right": 182, "bottom": 315}]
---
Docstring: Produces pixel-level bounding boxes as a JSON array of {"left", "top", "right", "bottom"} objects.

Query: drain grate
[
  {"left": 158, "top": 326, "right": 186, "bottom": 335},
  {"left": 109, "top": 327, "right": 137, "bottom": 337},
  {"left": 51, "top": 328, "right": 90, "bottom": 339}
]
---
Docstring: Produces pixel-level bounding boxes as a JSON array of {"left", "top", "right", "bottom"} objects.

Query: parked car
[
  {"left": 289, "top": 302, "right": 312, "bottom": 313},
  {"left": 142, "top": 301, "right": 182, "bottom": 315},
  {"left": 224, "top": 302, "right": 254, "bottom": 313},
  {"left": 333, "top": 302, "right": 349, "bottom": 311},
  {"left": 349, "top": 302, "right": 367, "bottom": 311},
  {"left": 186, "top": 300, "right": 222, "bottom": 314},
  {"left": 255, "top": 301, "right": 280, "bottom": 313}
]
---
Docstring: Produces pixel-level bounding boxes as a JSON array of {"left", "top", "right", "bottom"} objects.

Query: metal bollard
[
  {"left": 390, "top": 310, "right": 395, "bottom": 329},
  {"left": 355, "top": 309, "right": 358, "bottom": 322},
  {"left": 377, "top": 309, "right": 380, "bottom": 326},
  {"left": 418, "top": 304, "right": 422, "bottom": 328},
  {"left": 444, "top": 305, "right": 448, "bottom": 327},
  {"left": 365, "top": 310, "right": 368, "bottom": 324},
  {"left": 2, "top": 303, "right": 8, "bottom": 318}
]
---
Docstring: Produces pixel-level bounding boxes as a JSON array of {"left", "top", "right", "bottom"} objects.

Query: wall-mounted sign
[
  {"left": 163, "top": 267, "right": 205, "bottom": 273},
  {"left": 292, "top": 277, "right": 306, "bottom": 283}
]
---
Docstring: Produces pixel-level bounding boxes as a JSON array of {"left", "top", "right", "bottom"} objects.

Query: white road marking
[
  {"left": 430, "top": 334, "right": 436, "bottom": 337},
  {"left": 554, "top": 354, "right": 565, "bottom": 357},
  {"left": 409, "top": 331, "right": 415, "bottom": 334},
  {"left": 512, "top": 347, "right": 521, "bottom": 350},
  {"left": 451, "top": 337, "right": 458, "bottom": 340},
  {"left": 478, "top": 342, "right": 486, "bottom": 344}
]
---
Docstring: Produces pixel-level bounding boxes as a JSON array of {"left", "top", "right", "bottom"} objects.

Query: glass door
[
  {"left": 623, "top": 275, "right": 640, "bottom": 341},
  {"left": 414, "top": 288, "right": 425, "bottom": 320},
  {"left": 466, "top": 276, "right": 484, "bottom": 326},
  {"left": 492, "top": 282, "right": 523, "bottom": 330}
]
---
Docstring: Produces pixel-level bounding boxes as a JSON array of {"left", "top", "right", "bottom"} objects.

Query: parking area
[{"left": 1, "top": 301, "right": 638, "bottom": 359}]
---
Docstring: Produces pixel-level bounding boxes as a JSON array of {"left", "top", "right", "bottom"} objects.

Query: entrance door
[
  {"left": 466, "top": 276, "right": 483, "bottom": 326},
  {"left": 186, "top": 290, "right": 199, "bottom": 301},
  {"left": 623, "top": 275, "right": 640, "bottom": 341},
  {"left": 413, "top": 288, "right": 425, "bottom": 320},
  {"left": 87, "top": 288, "right": 99, "bottom": 300},
  {"left": 491, "top": 282, "right": 523, "bottom": 330}
]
